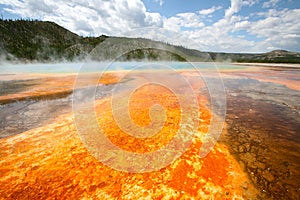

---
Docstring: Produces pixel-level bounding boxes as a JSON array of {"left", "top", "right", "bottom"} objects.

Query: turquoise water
[{"left": 0, "top": 62, "right": 248, "bottom": 74}]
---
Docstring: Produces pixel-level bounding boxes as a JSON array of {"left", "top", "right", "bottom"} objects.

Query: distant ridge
[{"left": 1, "top": 19, "right": 300, "bottom": 63}]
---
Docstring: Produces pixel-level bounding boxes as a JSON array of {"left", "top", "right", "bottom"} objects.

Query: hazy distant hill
[
  {"left": 1, "top": 19, "right": 300, "bottom": 63},
  {"left": 209, "top": 50, "right": 300, "bottom": 63}
]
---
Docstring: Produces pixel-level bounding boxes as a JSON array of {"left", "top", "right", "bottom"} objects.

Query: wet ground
[
  {"left": 0, "top": 81, "right": 117, "bottom": 138},
  {"left": 0, "top": 66, "right": 299, "bottom": 199},
  {"left": 0, "top": 72, "right": 256, "bottom": 200},
  {"left": 220, "top": 77, "right": 300, "bottom": 199},
  {"left": 0, "top": 79, "right": 39, "bottom": 96},
  {"left": 0, "top": 98, "right": 71, "bottom": 138}
]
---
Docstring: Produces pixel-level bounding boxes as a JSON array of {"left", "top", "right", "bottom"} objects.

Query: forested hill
[
  {"left": 0, "top": 19, "right": 107, "bottom": 61},
  {"left": 1, "top": 19, "right": 300, "bottom": 63}
]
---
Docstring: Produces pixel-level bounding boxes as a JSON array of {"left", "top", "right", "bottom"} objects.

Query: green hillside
[{"left": 0, "top": 19, "right": 107, "bottom": 61}]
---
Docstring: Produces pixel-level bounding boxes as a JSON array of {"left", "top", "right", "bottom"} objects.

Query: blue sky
[
  {"left": 0, "top": 0, "right": 299, "bottom": 53},
  {"left": 143, "top": 0, "right": 229, "bottom": 17}
]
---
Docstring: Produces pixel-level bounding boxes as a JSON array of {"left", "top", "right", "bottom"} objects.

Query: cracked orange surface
[{"left": 0, "top": 72, "right": 258, "bottom": 199}]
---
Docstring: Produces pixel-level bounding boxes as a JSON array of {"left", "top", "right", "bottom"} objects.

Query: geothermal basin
[{"left": 0, "top": 62, "right": 299, "bottom": 199}]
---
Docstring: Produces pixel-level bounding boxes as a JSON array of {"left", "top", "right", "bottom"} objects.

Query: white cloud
[
  {"left": 246, "top": 9, "right": 300, "bottom": 51},
  {"left": 242, "top": 0, "right": 259, "bottom": 7},
  {"left": 225, "top": 0, "right": 243, "bottom": 18},
  {"left": 234, "top": 20, "right": 251, "bottom": 30},
  {"left": 163, "top": 12, "right": 205, "bottom": 32},
  {"left": 163, "top": 0, "right": 300, "bottom": 53},
  {"left": 1, "top": 0, "right": 164, "bottom": 36},
  {"left": 199, "top": 6, "right": 222, "bottom": 15},
  {"left": 263, "top": 0, "right": 280, "bottom": 8},
  {"left": 154, "top": 0, "right": 164, "bottom": 6}
]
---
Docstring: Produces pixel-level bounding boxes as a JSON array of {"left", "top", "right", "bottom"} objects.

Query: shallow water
[
  {"left": 0, "top": 63, "right": 299, "bottom": 199},
  {"left": 0, "top": 83, "right": 119, "bottom": 138},
  {"left": 0, "top": 62, "right": 247, "bottom": 74}
]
